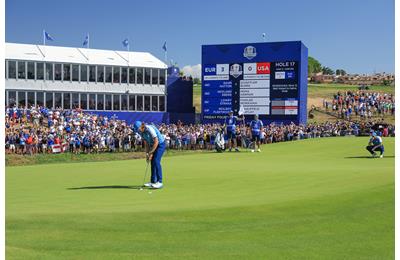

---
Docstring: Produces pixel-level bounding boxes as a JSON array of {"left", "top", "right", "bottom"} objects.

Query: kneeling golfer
[
  {"left": 134, "top": 121, "right": 165, "bottom": 189},
  {"left": 366, "top": 131, "right": 384, "bottom": 158}
]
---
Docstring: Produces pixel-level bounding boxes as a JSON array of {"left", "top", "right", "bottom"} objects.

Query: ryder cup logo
[
  {"left": 243, "top": 46, "right": 257, "bottom": 60},
  {"left": 229, "top": 64, "right": 243, "bottom": 78}
]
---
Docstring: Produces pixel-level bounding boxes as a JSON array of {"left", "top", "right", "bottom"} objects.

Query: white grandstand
[{"left": 5, "top": 43, "right": 168, "bottom": 112}]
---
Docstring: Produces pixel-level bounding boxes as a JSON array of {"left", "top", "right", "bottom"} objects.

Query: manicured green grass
[{"left": 6, "top": 137, "right": 394, "bottom": 259}]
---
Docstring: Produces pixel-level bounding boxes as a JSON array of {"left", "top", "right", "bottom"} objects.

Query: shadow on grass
[
  {"left": 67, "top": 185, "right": 145, "bottom": 190},
  {"left": 344, "top": 156, "right": 395, "bottom": 159}
]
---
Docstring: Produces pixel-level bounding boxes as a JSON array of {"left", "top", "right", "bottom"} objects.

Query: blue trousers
[
  {"left": 151, "top": 142, "right": 166, "bottom": 183},
  {"left": 366, "top": 145, "right": 384, "bottom": 155}
]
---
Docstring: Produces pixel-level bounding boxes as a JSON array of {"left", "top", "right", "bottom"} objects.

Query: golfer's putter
[{"left": 140, "top": 161, "right": 150, "bottom": 190}]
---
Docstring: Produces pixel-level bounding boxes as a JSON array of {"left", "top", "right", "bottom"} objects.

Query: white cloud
[{"left": 181, "top": 64, "right": 201, "bottom": 79}]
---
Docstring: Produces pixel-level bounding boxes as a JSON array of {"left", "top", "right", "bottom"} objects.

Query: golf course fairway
[{"left": 6, "top": 137, "right": 394, "bottom": 259}]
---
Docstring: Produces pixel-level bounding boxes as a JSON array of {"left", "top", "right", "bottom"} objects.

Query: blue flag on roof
[
  {"left": 122, "top": 38, "right": 129, "bottom": 47},
  {"left": 83, "top": 34, "right": 89, "bottom": 47},
  {"left": 162, "top": 41, "right": 167, "bottom": 52},
  {"left": 44, "top": 31, "right": 54, "bottom": 41}
]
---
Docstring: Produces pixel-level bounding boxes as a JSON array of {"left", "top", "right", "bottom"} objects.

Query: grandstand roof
[{"left": 5, "top": 42, "right": 167, "bottom": 69}]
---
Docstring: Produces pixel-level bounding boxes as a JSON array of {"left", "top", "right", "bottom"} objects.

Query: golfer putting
[{"left": 134, "top": 121, "right": 165, "bottom": 189}]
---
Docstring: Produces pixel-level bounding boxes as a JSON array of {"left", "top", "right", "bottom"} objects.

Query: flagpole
[
  {"left": 164, "top": 50, "right": 167, "bottom": 63},
  {"left": 87, "top": 33, "right": 90, "bottom": 49},
  {"left": 43, "top": 29, "right": 45, "bottom": 46},
  {"left": 127, "top": 38, "right": 130, "bottom": 66}
]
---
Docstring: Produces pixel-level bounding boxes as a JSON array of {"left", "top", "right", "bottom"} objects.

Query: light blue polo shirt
[{"left": 141, "top": 125, "right": 165, "bottom": 146}]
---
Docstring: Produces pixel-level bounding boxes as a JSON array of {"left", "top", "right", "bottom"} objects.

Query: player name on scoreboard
[{"left": 240, "top": 63, "right": 270, "bottom": 115}]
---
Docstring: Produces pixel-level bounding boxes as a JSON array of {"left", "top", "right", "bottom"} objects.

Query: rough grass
[
  {"left": 6, "top": 137, "right": 394, "bottom": 259},
  {"left": 5, "top": 149, "right": 214, "bottom": 167},
  {"left": 194, "top": 83, "right": 395, "bottom": 123}
]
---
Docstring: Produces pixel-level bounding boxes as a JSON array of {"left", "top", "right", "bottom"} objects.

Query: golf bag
[{"left": 215, "top": 131, "right": 225, "bottom": 153}]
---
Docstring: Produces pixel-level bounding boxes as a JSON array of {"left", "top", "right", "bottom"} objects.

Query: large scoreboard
[{"left": 201, "top": 41, "right": 308, "bottom": 125}]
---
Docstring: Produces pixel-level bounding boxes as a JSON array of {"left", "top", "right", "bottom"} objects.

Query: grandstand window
[
  {"left": 89, "top": 66, "right": 96, "bottom": 82},
  {"left": 72, "top": 93, "right": 79, "bottom": 109},
  {"left": 97, "top": 94, "right": 104, "bottom": 110},
  {"left": 144, "top": 96, "right": 150, "bottom": 111},
  {"left": 27, "top": 62, "right": 35, "bottom": 79},
  {"left": 113, "top": 94, "right": 120, "bottom": 110},
  {"left": 55, "top": 64, "right": 62, "bottom": 80},
  {"left": 128, "top": 95, "right": 135, "bottom": 111},
  {"left": 97, "top": 66, "right": 104, "bottom": 83},
  {"left": 121, "top": 68, "right": 128, "bottom": 83},
  {"left": 18, "top": 91, "right": 26, "bottom": 107},
  {"left": 159, "top": 69, "right": 165, "bottom": 85},
  {"left": 159, "top": 96, "right": 165, "bottom": 111},
  {"left": 151, "top": 96, "right": 158, "bottom": 111},
  {"left": 137, "top": 95, "right": 143, "bottom": 111},
  {"left": 8, "top": 91, "right": 16, "bottom": 107},
  {"left": 151, "top": 69, "right": 158, "bottom": 85},
  {"left": 5, "top": 60, "right": 7, "bottom": 80},
  {"left": 45, "top": 92, "right": 54, "bottom": 109},
  {"left": 81, "top": 65, "right": 88, "bottom": 82},
  {"left": 8, "top": 60, "right": 16, "bottom": 79},
  {"left": 105, "top": 66, "right": 112, "bottom": 83},
  {"left": 45, "top": 63, "right": 53, "bottom": 81},
  {"left": 89, "top": 94, "right": 96, "bottom": 110},
  {"left": 80, "top": 93, "right": 88, "bottom": 110},
  {"left": 54, "top": 93, "right": 62, "bottom": 108},
  {"left": 113, "top": 67, "right": 120, "bottom": 83},
  {"left": 145, "top": 68, "right": 151, "bottom": 84},
  {"left": 129, "top": 68, "right": 136, "bottom": 84},
  {"left": 37, "top": 92, "right": 44, "bottom": 107},
  {"left": 105, "top": 94, "right": 112, "bottom": 110},
  {"left": 121, "top": 95, "right": 128, "bottom": 110},
  {"left": 37, "top": 62, "right": 44, "bottom": 80},
  {"left": 63, "top": 64, "right": 71, "bottom": 81},
  {"left": 72, "top": 64, "right": 79, "bottom": 81},
  {"left": 63, "top": 93, "right": 71, "bottom": 109},
  {"left": 17, "top": 61, "right": 26, "bottom": 79},
  {"left": 137, "top": 68, "right": 143, "bottom": 84},
  {"left": 27, "top": 92, "right": 35, "bottom": 107}
]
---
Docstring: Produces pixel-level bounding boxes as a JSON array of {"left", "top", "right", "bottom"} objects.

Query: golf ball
[
  {"left": 148, "top": 191, "right": 152, "bottom": 194},
  {"left": 139, "top": 188, "right": 143, "bottom": 190}
]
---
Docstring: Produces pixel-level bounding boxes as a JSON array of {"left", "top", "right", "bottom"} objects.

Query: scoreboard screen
[{"left": 202, "top": 41, "right": 308, "bottom": 125}]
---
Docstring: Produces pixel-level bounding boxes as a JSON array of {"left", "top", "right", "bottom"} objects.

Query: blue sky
[{"left": 6, "top": 0, "right": 394, "bottom": 74}]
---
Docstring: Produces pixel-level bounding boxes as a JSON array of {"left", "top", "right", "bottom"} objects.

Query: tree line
[{"left": 308, "top": 56, "right": 346, "bottom": 76}]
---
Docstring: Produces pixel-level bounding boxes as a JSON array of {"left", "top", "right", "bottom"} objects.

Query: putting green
[{"left": 6, "top": 137, "right": 394, "bottom": 259}]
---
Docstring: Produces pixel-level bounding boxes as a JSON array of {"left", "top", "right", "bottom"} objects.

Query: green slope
[{"left": 6, "top": 137, "right": 394, "bottom": 259}]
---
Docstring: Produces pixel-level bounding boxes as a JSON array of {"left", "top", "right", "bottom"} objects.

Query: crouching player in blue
[
  {"left": 134, "top": 121, "right": 166, "bottom": 189},
  {"left": 366, "top": 131, "right": 384, "bottom": 158},
  {"left": 249, "top": 114, "right": 263, "bottom": 153}
]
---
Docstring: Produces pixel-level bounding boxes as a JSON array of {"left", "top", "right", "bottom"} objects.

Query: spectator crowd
[
  {"left": 323, "top": 91, "right": 395, "bottom": 120},
  {"left": 5, "top": 106, "right": 395, "bottom": 155}
]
